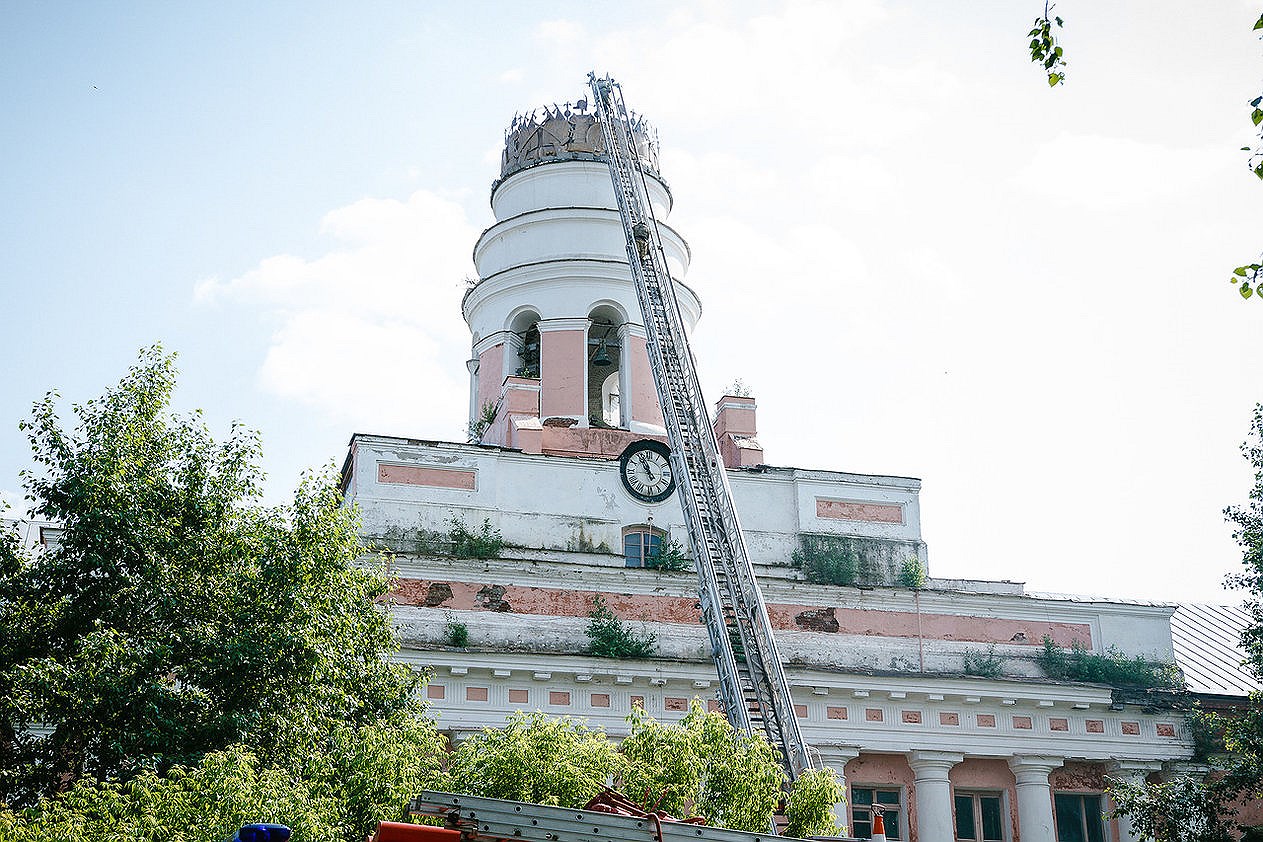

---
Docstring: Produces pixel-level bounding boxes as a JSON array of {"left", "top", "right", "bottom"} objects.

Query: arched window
[
  {"left": 507, "top": 310, "right": 541, "bottom": 379},
  {"left": 622, "top": 524, "right": 664, "bottom": 568},
  {"left": 587, "top": 304, "right": 624, "bottom": 428}
]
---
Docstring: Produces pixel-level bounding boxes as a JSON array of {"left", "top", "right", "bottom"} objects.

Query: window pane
[
  {"left": 623, "top": 534, "right": 641, "bottom": 567},
  {"left": 853, "top": 819, "right": 871, "bottom": 839},
  {"left": 1083, "top": 796, "right": 1105, "bottom": 842},
  {"left": 1054, "top": 794, "right": 1086, "bottom": 842},
  {"left": 877, "top": 790, "right": 901, "bottom": 805},
  {"left": 885, "top": 813, "right": 901, "bottom": 840},
  {"left": 955, "top": 795, "right": 977, "bottom": 840},
  {"left": 853, "top": 788, "right": 874, "bottom": 805},
  {"left": 646, "top": 533, "right": 661, "bottom": 557},
  {"left": 980, "top": 796, "right": 1003, "bottom": 841}
]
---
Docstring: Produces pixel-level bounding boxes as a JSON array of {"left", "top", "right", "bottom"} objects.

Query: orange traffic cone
[{"left": 871, "top": 811, "right": 887, "bottom": 842}]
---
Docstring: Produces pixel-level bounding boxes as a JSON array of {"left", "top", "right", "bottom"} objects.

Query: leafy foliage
[
  {"left": 897, "top": 557, "right": 926, "bottom": 589},
  {"left": 1037, "top": 637, "right": 1183, "bottom": 689},
  {"left": 646, "top": 538, "right": 691, "bottom": 573},
  {"left": 0, "top": 347, "right": 428, "bottom": 818},
  {"left": 444, "top": 712, "right": 625, "bottom": 808},
  {"left": 784, "top": 767, "right": 845, "bottom": 838},
  {"left": 1027, "top": 2, "right": 1067, "bottom": 86},
  {"left": 444, "top": 611, "right": 470, "bottom": 647},
  {"left": 619, "top": 701, "right": 785, "bottom": 832},
  {"left": 585, "top": 596, "right": 656, "bottom": 659},
  {"left": 448, "top": 516, "right": 504, "bottom": 559},
  {"left": 1108, "top": 776, "right": 1236, "bottom": 842},
  {"left": 962, "top": 645, "right": 1003, "bottom": 679},
  {"left": 467, "top": 402, "right": 499, "bottom": 443},
  {"left": 792, "top": 534, "right": 858, "bottom": 587}
]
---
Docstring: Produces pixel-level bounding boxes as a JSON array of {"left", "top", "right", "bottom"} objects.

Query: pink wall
[
  {"left": 391, "top": 578, "right": 1092, "bottom": 648},
  {"left": 475, "top": 343, "right": 504, "bottom": 417},
  {"left": 950, "top": 759, "right": 1019, "bottom": 842},
  {"left": 628, "top": 335, "right": 664, "bottom": 426},
  {"left": 540, "top": 329, "right": 586, "bottom": 418},
  {"left": 845, "top": 754, "right": 919, "bottom": 840}
]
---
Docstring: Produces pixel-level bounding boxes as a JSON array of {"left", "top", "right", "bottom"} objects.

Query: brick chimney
[{"left": 713, "top": 394, "right": 764, "bottom": 468}]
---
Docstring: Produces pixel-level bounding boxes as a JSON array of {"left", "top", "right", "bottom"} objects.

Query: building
[{"left": 339, "top": 102, "right": 1254, "bottom": 841}]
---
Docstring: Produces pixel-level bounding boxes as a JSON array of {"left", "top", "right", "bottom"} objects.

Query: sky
[{"left": 2, "top": 1, "right": 1260, "bottom": 604}]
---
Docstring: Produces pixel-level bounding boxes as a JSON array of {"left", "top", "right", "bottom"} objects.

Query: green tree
[
  {"left": 0, "top": 347, "right": 428, "bottom": 809},
  {"left": 619, "top": 700, "right": 785, "bottom": 832},
  {"left": 444, "top": 712, "right": 626, "bottom": 808},
  {"left": 1108, "top": 405, "right": 1263, "bottom": 839}
]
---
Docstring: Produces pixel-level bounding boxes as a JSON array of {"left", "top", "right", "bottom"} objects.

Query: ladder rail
[{"left": 588, "top": 73, "right": 812, "bottom": 781}]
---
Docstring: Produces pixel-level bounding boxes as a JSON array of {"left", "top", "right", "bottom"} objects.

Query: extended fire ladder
[{"left": 588, "top": 74, "right": 812, "bottom": 781}]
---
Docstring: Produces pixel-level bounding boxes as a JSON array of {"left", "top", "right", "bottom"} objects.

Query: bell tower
[{"left": 462, "top": 102, "right": 701, "bottom": 459}]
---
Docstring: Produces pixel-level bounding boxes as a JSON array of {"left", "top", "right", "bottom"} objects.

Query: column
[
  {"left": 820, "top": 746, "right": 860, "bottom": 833},
  {"left": 619, "top": 322, "right": 664, "bottom": 431},
  {"left": 1008, "top": 756, "right": 1062, "bottom": 842},
  {"left": 1108, "top": 761, "right": 1164, "bottom": 842},
  {"left": 907, "top": 751, "right": 963, "bottom": 841}
]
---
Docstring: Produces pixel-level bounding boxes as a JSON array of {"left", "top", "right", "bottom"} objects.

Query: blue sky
[{"left": 3, "top": 1, "right": 1261, "bottom": 603}]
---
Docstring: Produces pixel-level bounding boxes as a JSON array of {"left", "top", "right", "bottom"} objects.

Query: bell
[{"left": 593, "top": 339, "right": 613, "bottom": 367}]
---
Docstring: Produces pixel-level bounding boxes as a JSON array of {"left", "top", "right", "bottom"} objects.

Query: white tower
[{"left": 463, "top": 103, "right": 700, "bottom": 459}]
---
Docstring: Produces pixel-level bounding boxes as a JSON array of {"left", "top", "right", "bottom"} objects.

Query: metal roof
[{"left": 1171, "top": 603, "right": 1260, "bottom": 696}]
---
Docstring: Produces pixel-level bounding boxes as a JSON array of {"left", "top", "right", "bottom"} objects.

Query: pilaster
[{"left": 1107, "top": 760, "right": 1163, "bottom": 842}]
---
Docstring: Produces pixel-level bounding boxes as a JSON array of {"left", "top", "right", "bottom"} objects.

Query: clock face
[{"left": 619, "top": 440, "right": 676, "bottom": 503}]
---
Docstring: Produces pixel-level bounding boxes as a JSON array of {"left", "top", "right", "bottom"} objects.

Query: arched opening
[
  {"left": 507, "top": 309, "right": 541, "bottom": 379},
  {"left": 587, "top": 305, "right": 623, "bottom": 428}
]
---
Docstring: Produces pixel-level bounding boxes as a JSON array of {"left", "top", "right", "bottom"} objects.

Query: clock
[{"left": 618, "top": 440, "right": 676, "bottom": 503}]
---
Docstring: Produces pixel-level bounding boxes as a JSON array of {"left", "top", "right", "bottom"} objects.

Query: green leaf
[
  {"left": 1235, "top": 267, "right": 1249, "bottom": 277},
  {"left": 1254, "top": 13, "right": 1263, "bottom": 30},
  {"left": 1241, "top": 283, "right": 1254, "bottom": 299},
  {"left": 1251, "top": 96, "right": 1263, "bottom": 107},
  {"left": 1048, "top": 73, "right": 1062, "bottom": 86},
  {"left": 1255, "top": 161, "right": 1263, "bottom": 179},
  {"left": 1252, "top": 108, "right": 1263, "bottom": 126}
]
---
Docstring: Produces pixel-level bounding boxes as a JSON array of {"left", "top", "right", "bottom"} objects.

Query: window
[
  {"left": 955, "top": 792, "right": 1005, "bottom": 841},
  {"left": 623, "top": 529, "right": 662, "bottom": 567},
  {"left": 851, "top": 787, "right": 902, "bottom": 840},
  {"left": 1054, "top": 793, "right": 1106, "bottom": 842}
]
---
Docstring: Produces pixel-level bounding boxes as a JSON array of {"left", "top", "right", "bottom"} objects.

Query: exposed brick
[
  {"left": 707, "top": 700, "right": 722, "bottom": 713},
  {"left": 1049, "top": 718, "right": 1068, "bottom": 732},
  {"left": 794, "top": 607, "right": 840, "bottom": 633},
  {"left": 466, "top": 687, "right": 488, "bottom": 702},
  {"left": 427, "top": 685, "right": 445, "bottom": 700},
  {"left": 631, "top": 695, "right": 645, "bottom": 709},
  {"left": 1086, "top": 720, "right": 1104, "bottom": 733},
  {"left": 865, "top": 708, "right": 883, "bottom": 722},
  {"left": 1013, "top": 716, "right": 1033, "bottom": 730},
  {"left": 977, "top": 714, "right": 996, "bottom": 728},
  {"left": 1157, "top": 723, "right": 1176, "bottom": 737},
  {"left": 827, "top": 706, "right": 848, "bottom": 720},
  {"left": 1122, "top": 721, "right": 1141, "bottom": 736},
  {"left": 665, "top": 697, "right": 688, "bottom": 712},
  {"left": 591, "top": 693, "right": 611, "bottom": 708},
  {"left": 939, "top": 712, "right": 960, "bottom": 726},
  {"left": 549, "top": 691, "right": 571, "bottom": 706},
  {"left": 424, "top": 582, "right": 453, "bottom": 607},
  {"left": 795, "top": 704, "right": 808, "bottom": 718},
  {"left": 902, "top": 710, "right": 922, "bottom": 724}
]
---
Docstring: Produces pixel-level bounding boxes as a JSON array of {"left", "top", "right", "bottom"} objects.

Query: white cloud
[
  {"left": 196, "top": 190, "right": 477, "bottom": 434},
  {"left": 498, "top": 68, "right": 524, "bottom": 84}
]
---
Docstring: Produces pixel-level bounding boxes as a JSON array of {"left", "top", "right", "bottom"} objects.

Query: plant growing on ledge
[
  {"left": 467, "top": 402, "right": 498, "bottom": 443},
  {"left": 791, "top": 534, "right": 858, "bottom": 587},
  {"left": 444, "top": 611, "right": 470, "bottom": 648},
  {"left": 898, "top": 557, "right": 927, "bottom": 589},
  {"left": 585, "top": 596, "right": 656, "bottom": 659},
  {"left": 962, "top": 645, "right": 1003, "bottom": 679},
  {"left": 448, "top": 516, "right": 504, "bottom": 559},
  {"left": 1037, "top": 636, "right": 1184, "bottom": 690},
  {"left": 646, "top": 538, "right": 690, "bottom": 573}
]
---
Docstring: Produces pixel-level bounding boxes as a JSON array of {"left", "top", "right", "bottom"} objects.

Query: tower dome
[{"left": 462, "top": 102, "right": 701, "bottom": 459}]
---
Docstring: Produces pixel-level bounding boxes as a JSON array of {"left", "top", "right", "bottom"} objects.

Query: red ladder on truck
[{"left": 587, "top": 73, "right": 812, "bottom": 781}]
